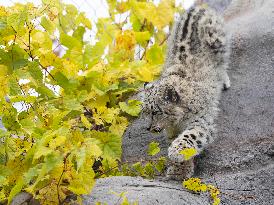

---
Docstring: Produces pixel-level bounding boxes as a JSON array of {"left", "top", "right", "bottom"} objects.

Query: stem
[
  {"left": 10, "top": 27, "right": 17, "bottom": 70},
  {"left": 159, "top": 33, "right": 170, "bottom": 46},
  {"left": 57, "top": 153, "right": 71, "bottom": 205}
]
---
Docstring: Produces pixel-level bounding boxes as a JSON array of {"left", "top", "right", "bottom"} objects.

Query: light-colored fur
[{"left": 142, "top": 6, "right": 230, "bottom": 180}]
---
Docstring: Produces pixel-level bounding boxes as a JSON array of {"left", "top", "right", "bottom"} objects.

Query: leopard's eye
[
  {"left": 164, "top": 95, "right": 170, "bottom": 101},
  {"left": 152, "top": 110, "right": 158, "bottom": 115}
]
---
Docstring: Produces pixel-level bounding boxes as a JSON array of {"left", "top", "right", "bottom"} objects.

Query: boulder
[{"left": 83, "top": 176, "right": 210, "bottom": 205}]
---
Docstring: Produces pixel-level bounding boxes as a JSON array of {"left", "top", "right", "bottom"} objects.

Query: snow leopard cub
[{"left": 142, "top": 6, "right": 230, "bottom": 180}]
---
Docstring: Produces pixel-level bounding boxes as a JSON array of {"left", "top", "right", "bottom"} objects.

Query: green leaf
[
  {"left": 119, "top": 100, "right": 142, "bottom": 116},
  {"left": 7, "top": 9, "right": 27, "bottom": 33},
  {"left": 144, "top": 162, "right": 154, "bottom": 178},
  {"left": 10, "top": 95, "right": 36, "bottom": 103},
  {"left": 76, "top": 147, "right": 86, "bottom": 172},
  {"left": 33, "top": 146, "right": 53, "bottom": 160},
  {"left": 41, "top": 16, "right": 55, "bottom": 34},
  {"left": 66, "top": 4, "right": 78, "bottom": 15},
  {"left": 60, "top": 32, "right": 82, "bottom": 49},
  {"left": 8, "top": 77, "right": 21, "bottom": 95},
  {"left": 8, "top": 177, "right": 24, "bottom": 204},
  {"left": 91, "top": 131, "right": 121, "bottom": 160},
  {"left": 147, "top": 141, "right": 160, "bottom": 156},
  {"left": 24, "top": 165, "right": 41, "bottom": 184},
  {"left": 73, "top": 26, "right": 85, "bottom": 42},
  {"left": 28, "top": 61, "right": 43, "bottom": 83},
  {"left": 132, "top": 162, "right": 144, "bottom": 176},
  {"left": 146, "top": 45, "right": 164, "bottom": 65},
  {"left": 54, "top": 71, "right": 79, "bottom": 92},
  {"left": 76, "top": 12, "right": 92, "bottom": 29},
  {"left": 130, "top": 13, "right": 142, "bottom": 31},
  {"left": 63, "top": 96, "right": 83, "bottom": 111},
  {"left": 12, "top": 59, "right": 29, "bottom": 70},
  {"left": 32, "top": 154, "right": 63, "bottom": 188},
  {"left": 154, "top": 157, "right": 166, "bottom": 172}
]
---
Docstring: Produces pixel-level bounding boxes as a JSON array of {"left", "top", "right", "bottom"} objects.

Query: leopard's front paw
[
  {"left": 168, "top": 137, "right": 192, "bottom": 163},
  {"left": 166, "top": 159, "right": 194, "bottom": 181}
]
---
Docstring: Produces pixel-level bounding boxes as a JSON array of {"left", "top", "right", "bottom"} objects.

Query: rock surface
[
  {"left": 86, "top": 0, "right": 274, "bottom": 204},
  {"left": 83, "top": 176, "right": 210, "bottom": 205},
  {"left": 197, "top": 0, "right": 232, "bottom": 13}
]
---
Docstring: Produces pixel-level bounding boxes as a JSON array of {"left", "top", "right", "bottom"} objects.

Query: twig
[
  {"left": 159, "top": 33, "right": 170, "bottom": 46},
  {"left": 57, "top": 153, "right": 71, "bottom": 205}
]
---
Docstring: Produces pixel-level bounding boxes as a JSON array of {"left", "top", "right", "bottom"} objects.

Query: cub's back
[{"left": 164, "top": 6, "right": 227, "bottom": 73}]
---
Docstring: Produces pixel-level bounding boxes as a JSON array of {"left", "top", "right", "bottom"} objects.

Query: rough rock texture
[
  {"left": 197, "top": 0, "right": 232, "bottom": 13},
  {"left": 83, "top": 176, "right": 210, "bottom": 205},
  {"left": 224, "top": 0, "right": 267, "bottom": 20},
  {"left": 86, "top": 0, "right": 274, "bottom": 204}
]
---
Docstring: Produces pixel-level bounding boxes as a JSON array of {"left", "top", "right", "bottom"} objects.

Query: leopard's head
[{"left": 142, "top": 76, "right": 191, "bottom": 133}]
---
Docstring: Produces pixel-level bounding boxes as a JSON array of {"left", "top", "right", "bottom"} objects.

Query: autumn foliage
[{"left": 0, "top": 0, "right": 178, "bottom": 204}]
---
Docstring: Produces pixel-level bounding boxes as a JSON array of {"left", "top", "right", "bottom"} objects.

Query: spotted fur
[{"left": 142, "top": 6, "right": 231, "bottom": 180}]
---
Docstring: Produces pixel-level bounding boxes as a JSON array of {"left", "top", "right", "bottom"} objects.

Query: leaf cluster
[
  {"left": 0, "top": 0, "right": 179, "bottom": 204},
  {"left": 183, "top": 178, "right": 221, "bottom": 205}
]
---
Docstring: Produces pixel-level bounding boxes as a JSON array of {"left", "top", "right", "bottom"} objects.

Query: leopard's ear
[{"left": 163, "top": 86, "right": 180, "bottom": 103}]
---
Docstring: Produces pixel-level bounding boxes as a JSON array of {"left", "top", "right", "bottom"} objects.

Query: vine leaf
[{"left": 147, "top": 141, "right": 160, "bottom": 156}]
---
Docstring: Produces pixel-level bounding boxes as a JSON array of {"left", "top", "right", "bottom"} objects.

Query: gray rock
[
  {"left": 224, "top": 0, "right": 267, "bottom": 20},
  {"left": 196, "top": 0, "right": 232, "bottom": 13},
  {"left": 88, "top": 0, "right": 274, "bottom": 204},
  {"left": 10, "top": 192, "right": 32, "bottom": 205},
  {"left": 83, "top": 176, "right": 210, "bottom": 205}
]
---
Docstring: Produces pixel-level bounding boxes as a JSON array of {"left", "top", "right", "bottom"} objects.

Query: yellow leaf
[
  {"left": 33, "top": 146, "right": 53, "bottom": 160},
  {"left": 109, "top": 116, "right": 128, "bottom": 136},
  {"left": 76, "top": 12, "right": 92, "bottom": 29},
  {"left": 213, "top": 197, "right": 221, "bottom": 205},
  {"left": 49, "top": 135, "right": 67, "bottom": 149},
  {"left": 130, "top": 0, "right": 175, "bottom": 29},
  {"left": 179, "top": 147, "right": 197, "bottom": 160},
  {"left": 0, "top": 65, "right": 8, "bottom": 99},
  {"left": 115, "top": 30, "right": 136, "bottom": 51},
  {"left": 32, "top": 31, "right": 45, "bottom": 44},
  {"left": 183, "top": 178, "right": 207, "bottom": 193},
  {"left": 87, "top": 93, "right": 109, "bottom": 109},
  {"left": 93, "top": 107, "right": 120, "bottom": 125},
  {"left": 84, "top": 139, "right": 103, "bottom": 158},
  {"left": 0, "top": 189, "right": 6, "bottom": 201},
  {"left": 183, "top": 178, "right": 221, "bottom": 205},
  {"left": 137, "top": 65, "right": 154, "bottom": 82},
  {"left": 135, "top": 31, "right": 151, "bottom": 44},
  {"left": 157, "top": 0, "right": 175, "bottom": 29},
  {"left": 81, "top": 114, "right": 92, "bottom": 128},
  {"left": 68, "top": 166, "right": 95, "bottom": 195}
]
